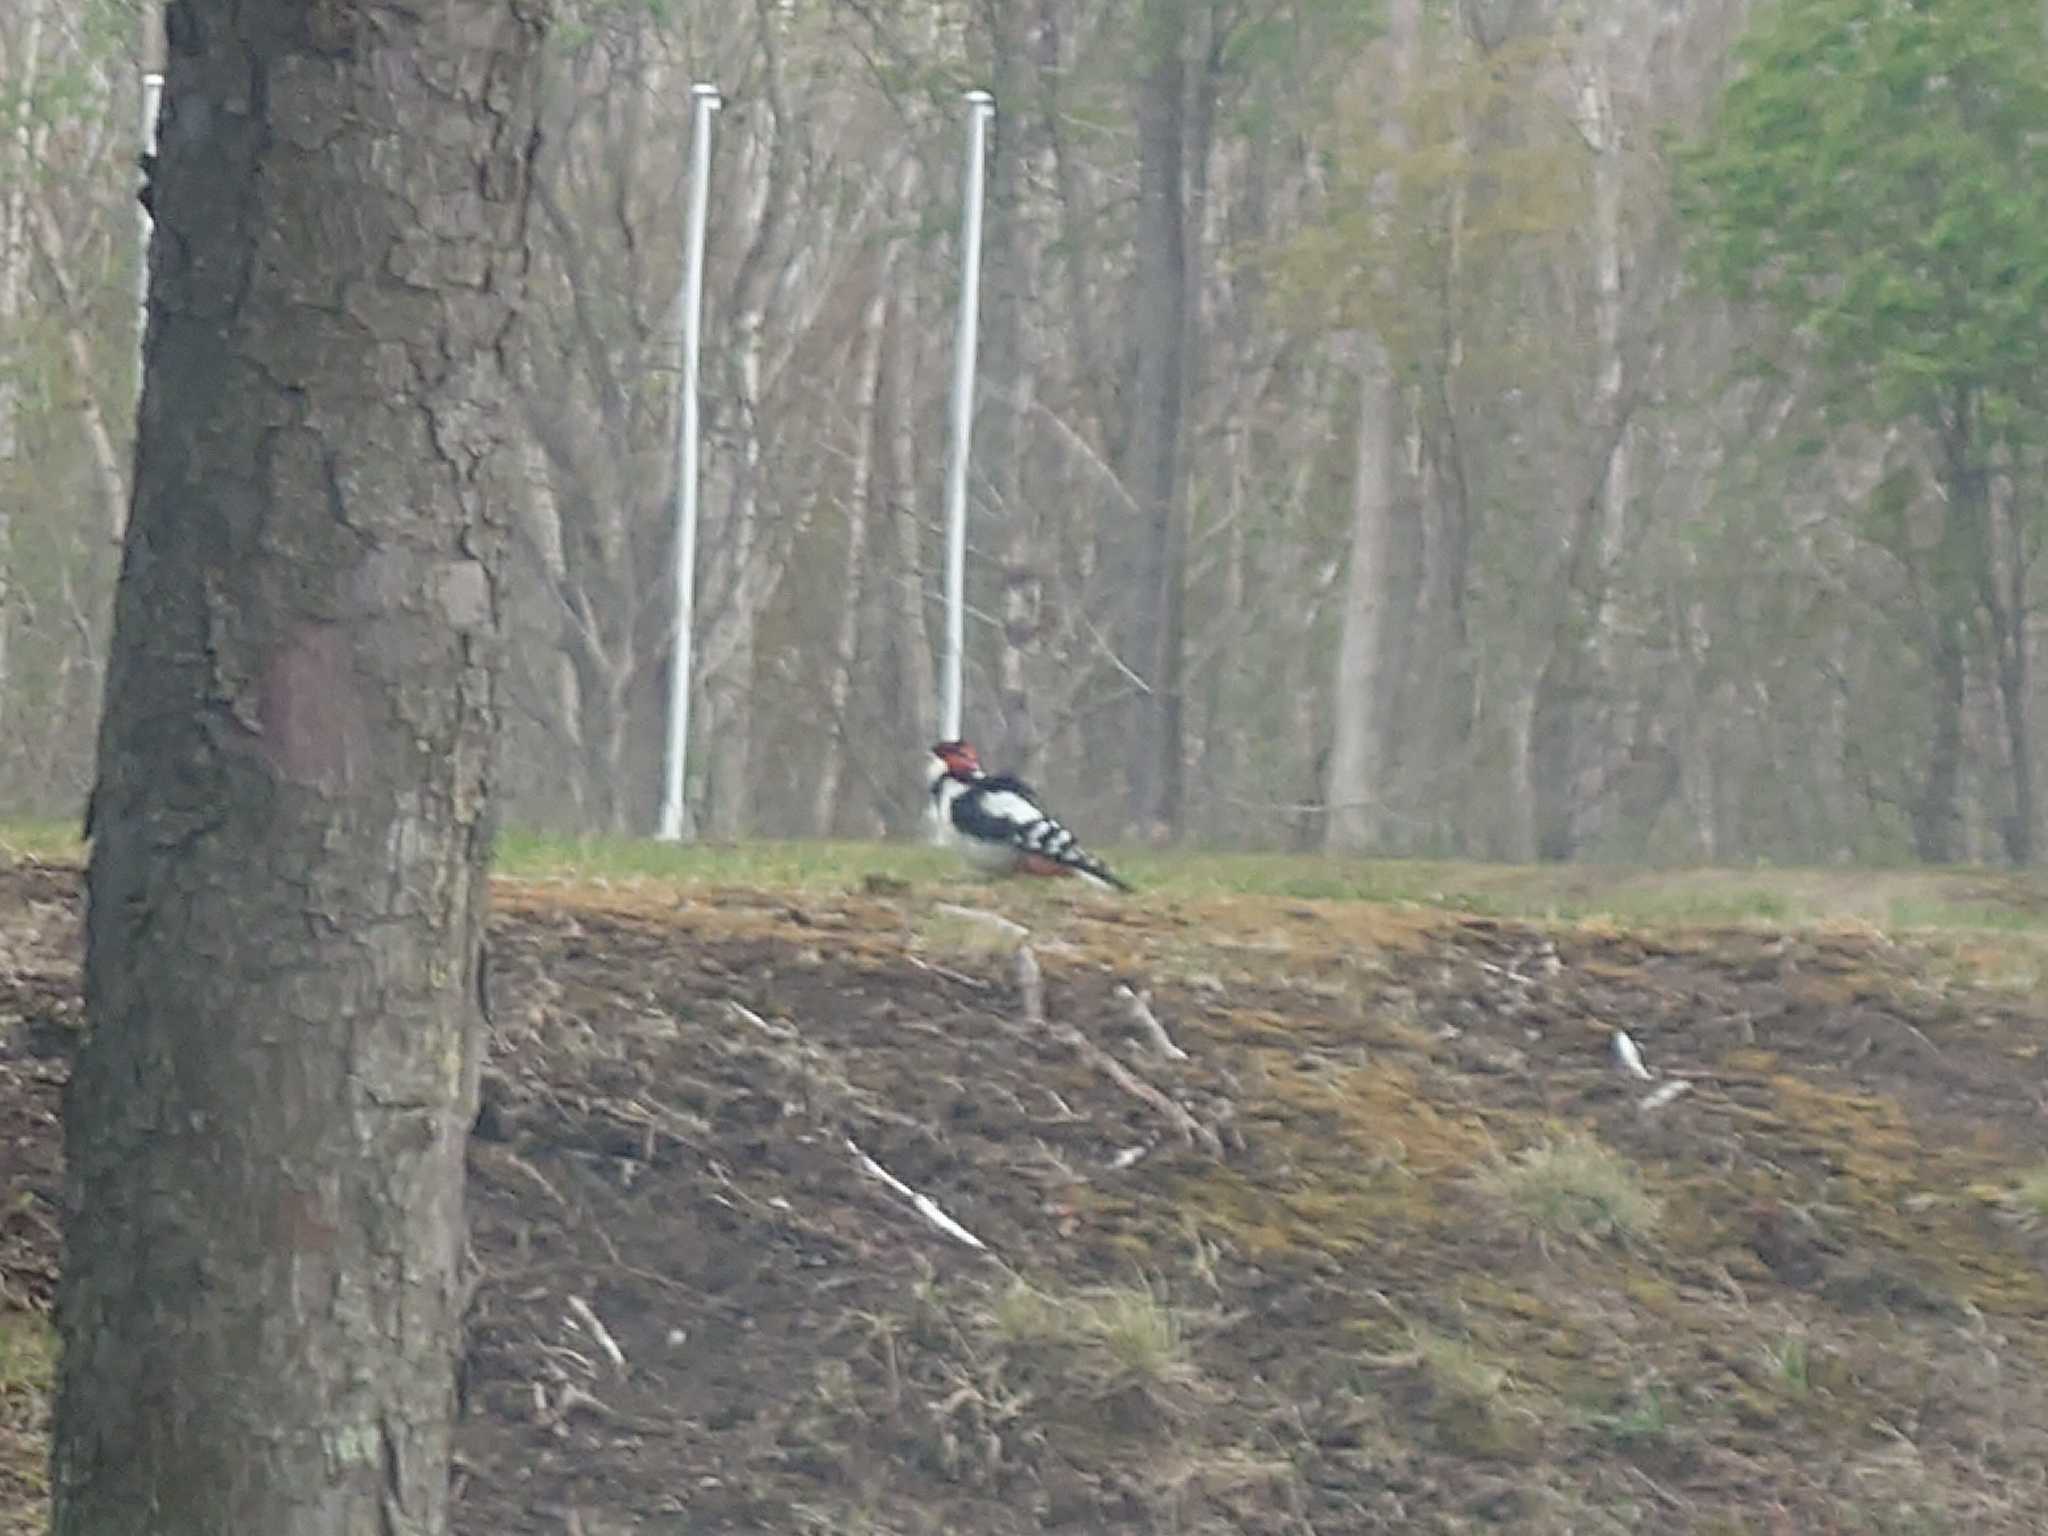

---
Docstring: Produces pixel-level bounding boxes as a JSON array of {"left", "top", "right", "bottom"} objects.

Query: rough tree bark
[{"left": 55, "top": 3, "right": 546, "bottom": 1533}]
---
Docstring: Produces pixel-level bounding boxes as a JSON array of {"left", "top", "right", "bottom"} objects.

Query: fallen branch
[
  {"left": 1058, "top": 1025, "right": 1221, "bottom": 1157},
  {"left": 474, "top": 1143, "right": 568, "bottom": 1209},
  {"left": 1354, "top": 1289, "right": 1421, "bottom": 1368},
  {"left": 1013, "top": 947, "right": 1220, "bottom": 1157},
  {"left": 1116, "top": 985, "right": 1188, "bottom": 1060},
  {"left": 1881, "top": 1010, "right": 1943, "bottom": 1061},
  {"left": 550, "top": 1383, "right": 668, "bottom": 1434},
  {"left": 905, "top": 953, "right": 990, "bottom": 989},
  {"left": 1638, "top": 1079, "right": 1693, "bottom": 1113},
  {"left": 847, "top": 1137, "right": 990, "bottom": 1252},
  {"left": 729, "top": 1000, "right": 798, "bottom": 1041},
  {"left": 1612, "top": 1028, "right": 1653, "bottom": 1080},
  {"left": 566, "top": 1294, "right": 628, "bottom": 1376},
  {"left": 1015, "top": 945, "right": 1045, "bottom": 1025}
]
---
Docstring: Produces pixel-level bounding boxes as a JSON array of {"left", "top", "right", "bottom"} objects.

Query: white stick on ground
[
  {"left": 847, "top": 1137, "right": 989, "bottom": 1251},
  {"left": 729, "top": 1000, "right": 798, "bottom": 1040},
  {"left": 1116, "top": 984, "right": 1187, "bottom": 1060},
  {"left": 1638, "top": 1079, "right": 1693, "bottom": 1113},
  {"left": 1015, "top": 944, "right": 1045, "bottom": 1024},
  {"left": 1014, "top": 947, "right": 1219, "bottom": 1156},
  {"left": 566, "top": 1294, "right": 628, "bottom": 1376}
]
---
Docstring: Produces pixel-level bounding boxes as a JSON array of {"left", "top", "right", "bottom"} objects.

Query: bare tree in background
[
  {"left": 4, "top": 0, "right": 2045, "bottom": 865},
  {"left": 1324, "top": 0, "right": 1419, "bottom": 854},
  {"left": 1123, "top": 0, "right": 1190, "bottom": 837},
  {"left": 55, "top": 2, "right": 547, "bottom": 1530}
]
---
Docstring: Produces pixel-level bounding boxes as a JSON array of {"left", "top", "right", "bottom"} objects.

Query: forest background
[{"left": 4, "top": 0, "right": 2046, "bottom": 867}]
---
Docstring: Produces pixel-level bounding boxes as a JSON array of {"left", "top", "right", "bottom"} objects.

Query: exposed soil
[{"left": 6, "top": 861, "right": 2048, "bottom": 1532}]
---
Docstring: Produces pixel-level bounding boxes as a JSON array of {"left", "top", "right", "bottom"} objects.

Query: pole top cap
[
  {"left": 964, "top": 89, "right": 994, "bottom": 108},
  {"left": 692, "top": 82, "right": 723, "bottom": 104}
]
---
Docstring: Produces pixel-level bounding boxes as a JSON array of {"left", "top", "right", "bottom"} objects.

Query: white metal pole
[
  {"left": 939, "top": 89, "right": 994, "bottom": 743},
  {"left": 657, "top": 82, "right": 722, "bottom": 843},
  {"left": 136, "top": 71, "right": 163, "bottom": 406}
]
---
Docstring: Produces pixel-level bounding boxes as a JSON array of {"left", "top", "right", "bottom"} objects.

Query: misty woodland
[{"left": 3, "top": 0, "right": 2046, "bottom": 864}]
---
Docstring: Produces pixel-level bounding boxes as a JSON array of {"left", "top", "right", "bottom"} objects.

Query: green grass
[
  {"left": 0, "top": 1313, "right": 53, "bottom": 1402},
  {"left": 2015, "top": 1167, "right": 2048, "bottom": 1220},
  {"left": 17, "top": 819, "right": 2048, "bottom": 936},
  {"left": 983, "top": 1279, "right": 1201, "bottom": 1397},
  {"left": 0, "top": 819, "right": 82, "bottom": 863},
  {"left": 491, "top": 830, "right": 958, "bottom": 889},
  {"left": 491, "top": 833, "right": 2048, "bottom": 934},
  {"left": 1473, "top": 1133, "right": 1662, "bottom": 1248},
  {"left": 1763, "top": 1333, "right": 1812, "bottom": 1397},
  {"left": 0, "top": 1309, "right": 56, "bottom": 1512}
]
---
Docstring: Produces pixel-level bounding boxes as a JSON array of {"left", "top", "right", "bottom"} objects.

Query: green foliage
[
  {"left": 1222, "top": 0, "right": 1383, "bottom": 139},
  {"left": 1677, "top": 0, "right": 2048, "bottom": 432}
]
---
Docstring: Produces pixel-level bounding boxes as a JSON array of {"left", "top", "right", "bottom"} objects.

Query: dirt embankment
[{"left": 6, "top": 863, "right": 2048, "bottom": 1533}]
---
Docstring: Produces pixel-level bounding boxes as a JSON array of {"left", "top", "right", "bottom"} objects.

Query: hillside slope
[{"left": 5, "top": 861, "right": 2048, "bottom": 1532}]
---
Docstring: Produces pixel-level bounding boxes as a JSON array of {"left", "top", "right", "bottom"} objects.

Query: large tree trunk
[{"left": 55, "top": 4, "right": 545, "bottom": 1533}]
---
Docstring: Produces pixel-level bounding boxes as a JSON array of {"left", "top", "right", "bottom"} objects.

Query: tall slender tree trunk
[
  {"left": 1912, "top": 612, "right": 1967, "bottom": 864},
  {"left": 883, "top": 271, "right": 936, "bottom": 830},
  {"left": 1526, "top": 27, "right": 1635, "bottom": 863},
  {"left": 27, "top": 200, "right": 133, "bottom": 544},
  {"left": 1577, "top": 35, "right": 1634, "bottom": 849},
  {"left": 0, "top": 0, "right": 50, "bottom": 732},
  {"left": 703, "top": 0, "right": 794, "bottom": 841},
  {"left": 1326, "top": 347, "right": 1403, "bottom": 853},
  {"left": 1126, "top": 0, "right": 1189, "bottom": 836},
  {"left": 982, "top": 1, "right": 1040, "bottom": 772},
  {"left": 1957, "top": 427, "right": 2032, "bottom": 864},
  {"left": 705, "top": 338, "right": 762, "bottom": 842},
  {"left": 1324, "top": 0, "right": 1418, "bottom": 854},
  {"left": 56, "top": 3, "right": 546, "bottom": 1532},
  {"left": 812, "top": 282, "right": 887, "bottom": 834},
  {"left": 1993, "top": 513, "right": 2034, "bottom": 864}
]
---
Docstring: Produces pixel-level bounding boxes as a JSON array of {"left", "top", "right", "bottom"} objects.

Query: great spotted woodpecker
[{"left": 926, "top": 740, "right": 1134, "bottom": 894}]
